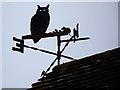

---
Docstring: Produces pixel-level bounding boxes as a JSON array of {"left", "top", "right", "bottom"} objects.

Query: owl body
[{"left": 30, "top": 4, "right": 50, "bottom": 43}]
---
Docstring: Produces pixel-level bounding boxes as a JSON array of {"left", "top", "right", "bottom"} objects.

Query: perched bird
[{"left": 30, "top": 4, "right": 50, "bottom": 43}]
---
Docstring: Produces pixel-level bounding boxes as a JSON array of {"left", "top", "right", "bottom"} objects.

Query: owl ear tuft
[
  {"left": 46, "top": 4, "right": 49, "bottom": 8},
  {"left": 37, "top": 5, "right": 40, "bottom": 9}
]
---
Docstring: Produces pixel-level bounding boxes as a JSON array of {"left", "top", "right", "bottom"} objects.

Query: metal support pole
[{"left": 57, "top": 35, "right": 61, "bottom": 65}]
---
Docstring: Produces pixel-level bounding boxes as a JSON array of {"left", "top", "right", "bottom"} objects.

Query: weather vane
[{"left": 12, "top": 4, "right": 90, "bottom": 78}]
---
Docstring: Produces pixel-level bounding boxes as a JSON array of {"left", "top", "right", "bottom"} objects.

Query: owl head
[{"left": 36, "top": 4, "right": 49, "bottom": 13}]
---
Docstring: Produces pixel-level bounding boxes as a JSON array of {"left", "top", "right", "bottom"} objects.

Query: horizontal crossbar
[
  {"left": 22, "top": 31, "right": 70, "bottom": 40},
  {"left": 61, "top": 37, "right": 90, "bottom": 42}
]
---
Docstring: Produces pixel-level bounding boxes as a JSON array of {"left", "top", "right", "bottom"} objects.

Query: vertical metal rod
[{"left": 57, "top": 35, "right": 61, "bottom": 65}]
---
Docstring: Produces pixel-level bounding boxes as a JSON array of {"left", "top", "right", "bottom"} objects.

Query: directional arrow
[
  {"left": 23, "top": 44, "right": 75, "bottom": 60},
  {"left": 12, "top": 37, "right": 75, "bottom": 60}
]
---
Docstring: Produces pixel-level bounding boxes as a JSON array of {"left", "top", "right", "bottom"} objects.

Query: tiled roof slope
[{"left": 28, "top": 48, "right": 120, "bottom": 90}]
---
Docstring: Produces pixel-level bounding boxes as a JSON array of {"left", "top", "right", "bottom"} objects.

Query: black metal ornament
[{"left": 12, "top": 23, "right": 90, "bottom": 79}]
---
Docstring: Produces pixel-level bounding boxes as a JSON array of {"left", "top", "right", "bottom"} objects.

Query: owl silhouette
[{"left": 30, "top": 4, "right": 50, "bottom": 43}]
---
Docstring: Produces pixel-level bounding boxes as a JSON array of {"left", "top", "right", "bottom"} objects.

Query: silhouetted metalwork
[
  {"left": 30, "top": 4, "right": 50, "bottom": 43},
  {"left": 12, "top": 37, "right": 24, "bottom": 53},
  {"left": 12, "top": 39, "right": 74, "bottom": 60},
  {"left": 73, "top": 23, "right": 79, "bottom": 42},
  {"left": 12, "top": 23, "right": 90, "bottom": 78},
  {"left": 12, "top": 3, "right": 90, "bottom": 80},
  {"left": 22, "top": 27, "right": 70, "bottom": 40}
]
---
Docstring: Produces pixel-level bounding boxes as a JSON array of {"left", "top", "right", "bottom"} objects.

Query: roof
[{"left": 28, "top": 48, "right": 120, "bottom": 90}]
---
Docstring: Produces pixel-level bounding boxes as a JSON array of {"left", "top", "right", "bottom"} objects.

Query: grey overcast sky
[{"left": 1, "top": 1, "right": 118, "bottom": 88}]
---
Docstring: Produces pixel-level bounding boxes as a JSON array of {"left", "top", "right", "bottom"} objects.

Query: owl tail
[
  {"left": 33, "top": 37, "right": 41, "bottom": 43},
  {"left": 22, "top": 33, "right": 44, "bottom": 43},
  {"left": 33, "top": 38, "right": 41, "bottom": 43},
  {"left": 22, "top": 30, "right": 47, "bottom": 43},
  {"left": 33, "top": 32, "right": 46, "bottom": 43}
]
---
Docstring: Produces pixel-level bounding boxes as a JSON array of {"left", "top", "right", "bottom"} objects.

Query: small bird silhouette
[{"left": 30, "top": 4, "right": 50, "bottom": 43}]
